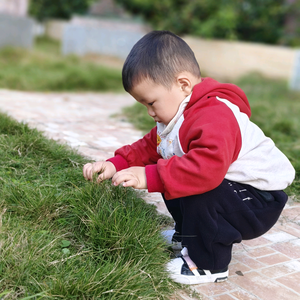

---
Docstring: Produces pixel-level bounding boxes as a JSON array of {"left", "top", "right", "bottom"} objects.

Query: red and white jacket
[{"left": 108, "top": 78, "right": 295, "bottom": 200}]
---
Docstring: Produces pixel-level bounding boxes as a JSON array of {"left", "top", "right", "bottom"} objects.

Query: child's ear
[{"left": 177, "top": 74, "right": 193, "bottom": 96}]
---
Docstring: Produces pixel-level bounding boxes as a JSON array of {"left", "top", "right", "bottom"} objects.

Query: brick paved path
[{"left": 1, "top": 89, "right": 300, "bottom": 300}]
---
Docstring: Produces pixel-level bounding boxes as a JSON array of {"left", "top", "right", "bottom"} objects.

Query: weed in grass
[{"left": 0, "top": 112, "right": 178, "bottom": 299}]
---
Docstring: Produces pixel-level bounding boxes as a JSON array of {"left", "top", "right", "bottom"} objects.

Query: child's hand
[
  {"left": 83, "top": 161, "right": 116, "bottom": 182},
  {"left": 112, "top": 167, "right": 147, "bottom": 189}
]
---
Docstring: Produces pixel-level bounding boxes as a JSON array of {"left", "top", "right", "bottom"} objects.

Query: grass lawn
[
  {"left": 0, "top": 112, "right": 178, "bottom": 299},
  {"left": 123, "top": 74, "right": 300, "bottom": 199},
  {"left": 0, "top": 37, "right": 123, "bottom": 92}
]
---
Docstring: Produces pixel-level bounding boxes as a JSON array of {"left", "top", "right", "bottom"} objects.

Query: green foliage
[
  {"left": 0, "top": 37, "right": 123, "bottom": 92},
  {"left": 0, "top": 112, "right": 176, "bottom": 298},
  {"left": 234, "top": 0, "right": 289, "bottom": 44},
  {"left": 29, "top": 0, "right": 95, "bottom": 21},
  {"left": 116, "top": 0, "right": 299, "bottom": 45},
  {"left": 124, "top": 74, "right": 300, "bottom": 198}
]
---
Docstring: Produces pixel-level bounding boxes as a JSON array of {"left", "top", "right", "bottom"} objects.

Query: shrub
[
  {"left": 29, "top": 0, "right": 95, "bottom": 21},
  {"left": 116, "top": 0, "right": 299, "bottom": 46}
]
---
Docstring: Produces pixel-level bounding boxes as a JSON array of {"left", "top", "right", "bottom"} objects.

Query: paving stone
[
  {"left": 274, "top": 222, "right": 300, "bottom": 238},
  {"left": 233, "top": 253, "right": 266, "bottom": 270},
  {"left": 230, "top": 271, "right": 300, "bottom": 300},
  {"left": 211, "top": 294, "right": 236, "bottom": 300},
  {"left": 192, "top": 281, "right": 237, "bottom": 298},
  {"left": 264, "top": 231, "right": 298, "bottom": 243},
  {"left": 260, "top": 261, "right": 300, "bottom": 278},
  {"left": 229, "top": 261, "right": 251, "bottom": 276},
  {"left": 276, "top": 272, "right": 300, "bottom": 294},
  {"left": 245, "top": 246, "right": 276, "bottom": 258},
  {"left": 230, "top": 288, "right": 260, "bottom": 300},
  {"left": 256, "top": 253, "right": 291, "bottom": 265},
  {"left": 270, "top": 240, "right": 300, "bottom": 259},
  {"left": 239, "top": 236, "right": 272, "bottom": 248}
]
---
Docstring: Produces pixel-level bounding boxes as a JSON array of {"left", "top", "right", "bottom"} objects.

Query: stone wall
[
  {"left": 290, "top": 51, "right": 300, "bottom": 90},
  {"left": 184, "top": 37, "right": 296, "bottom": 81},
  {"left": 45, "top": 17, "right": 299, "bottom": 89},
  {"left": 183, "top": 37, "right": 300, "bottom": 89},
  {"left": 0, "top": 13, "right": 34, "bottom": 49},
  {"left": 62, "top": 17, "right": 148, "bottom": 59},
  {"left": 45, "top": 20, "right": 68, "bottom": 41}
]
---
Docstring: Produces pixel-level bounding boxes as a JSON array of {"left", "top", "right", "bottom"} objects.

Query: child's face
[{"left": 129, "top": 79, "right": 188, "bottom": 126}]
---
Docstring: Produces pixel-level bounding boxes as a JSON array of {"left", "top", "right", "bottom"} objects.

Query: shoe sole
[
  {"left": 169, "top": 271, "right": 229, "bottom": 285},
  {"left": 214, "top": 276, "right": 228, "bottom": 283}
]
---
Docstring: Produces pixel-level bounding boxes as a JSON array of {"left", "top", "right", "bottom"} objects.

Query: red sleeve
[
  {"left": 107, "top": 154, "right": 129, "bottom": 171},
  {"left": 107, "top": 127, "right": 162, "bottom": 171},
  {"left": 155, "top": 100, "right": 242, "bottom": 200},
  {"left": 145, "top": 164, "right": 165, "bottom": 193}
]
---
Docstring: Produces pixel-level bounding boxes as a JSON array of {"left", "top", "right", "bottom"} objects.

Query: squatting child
[{"left": 83, "top": 31, "right": 295, "bottom": 285}]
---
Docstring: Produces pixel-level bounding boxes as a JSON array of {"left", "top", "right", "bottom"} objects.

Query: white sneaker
[{"left": 166, "top": 247, "right": 228, "bottom": 285}]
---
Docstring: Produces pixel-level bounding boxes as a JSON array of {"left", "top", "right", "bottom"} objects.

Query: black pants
[{"left": 163, "top": 179, "right": 288, "bottom": 270}]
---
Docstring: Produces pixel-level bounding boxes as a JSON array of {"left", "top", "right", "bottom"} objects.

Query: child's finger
[
  {"left": 112, "top": 172, "right": 129, "bottom": 186},
  {"left": 83, "top": 162, "right": 103, "bottom": 180},
  {"left": 122, "top": 179, "right": 137, "bottom": 188},
  {"left": 97, "top": 172, "right": 105, "bottom": 182},
  {"left": 113, "top": 173, "right": 138, "bottom": 188},
  {"left": 87, "top": 167, "right": 94, "bottom": 180},
  {"left": 83, "top": 163, "right": 92, "bottom": 180}
]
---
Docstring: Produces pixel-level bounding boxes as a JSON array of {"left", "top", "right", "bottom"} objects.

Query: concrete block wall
[
  {"left": 62, "top": 17, "right": 148, "bottom": 59},
  {"left": 290, "top": 51, "right": 300, "bottom": 90},
  {"left": 184, "top": 36, "right": 297, "bottom": 82},
  {"left": 0, "top": 13, "right": 34, "bottom": 49},
  {"left": 44, "top": 20, "right": 68, "bottom": 41},
  {"left": 44, "top": 18, "right": 300, "bottom": 89}
]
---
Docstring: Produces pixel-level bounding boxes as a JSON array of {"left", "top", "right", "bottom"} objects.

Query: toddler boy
[{"left": 83, "top": 31, "right": 295, "bottom": 285}]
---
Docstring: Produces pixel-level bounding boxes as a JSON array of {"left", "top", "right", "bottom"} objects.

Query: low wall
[
  {"left": 0, "top": 13, "right": 34, "bottom": 49},
  {"left": 44, "top": 19, "right": 300, "bottom": 89},
  {"left": 184, "top": 36, "right": 298, "bottom": 84},
  {"left": 62, "top": 17, "right": 148, "bottom": 59},
  {"left": 290, "top": 51, "right": 300, "bottom": 90},
  {"left": 45, "top": 20, "right": 68, "bottom": 41}
]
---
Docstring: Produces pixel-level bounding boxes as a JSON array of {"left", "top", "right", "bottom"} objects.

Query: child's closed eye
[{"left": 148, "top": 102, "right": 154, "bottom": 106}]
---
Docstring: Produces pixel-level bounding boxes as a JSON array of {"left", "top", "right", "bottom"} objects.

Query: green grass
[
  {"left": 0, "top": 112, "right": 179, "bottom": 299},
  {"left": 0, "top": 36, "right": 123, "bottom": 92},
  {"left": 123, "top": 104, "right": 156, "bottom": 133},
  {"left": 123, "top": 74, "right": 300, "bottom": 198}
]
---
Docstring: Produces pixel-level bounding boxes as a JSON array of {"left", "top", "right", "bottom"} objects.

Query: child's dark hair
[{"left": 122, "top": 30, "right": 201, "bottom": 92}]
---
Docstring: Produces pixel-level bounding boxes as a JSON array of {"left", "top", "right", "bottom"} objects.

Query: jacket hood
[{"left": 188, "top": 77, "right": 251, "bottom": 118}]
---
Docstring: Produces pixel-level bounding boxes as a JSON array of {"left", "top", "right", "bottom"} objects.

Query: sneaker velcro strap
[
  {"left": 180, "top": 258, "right": 194, "bottom": 276},
  {"left": 181, "top": 257, "right": 201, "bottom": 277},
  {"left": 181, "top": 254, "right": 198, "bottom": 271}
]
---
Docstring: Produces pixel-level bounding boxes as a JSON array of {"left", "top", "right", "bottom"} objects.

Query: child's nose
[{"left": 147, "top": 108, "right": 155, "bottom": 117}]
